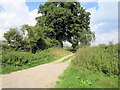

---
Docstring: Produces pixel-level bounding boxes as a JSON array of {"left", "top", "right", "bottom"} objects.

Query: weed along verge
[
  {"left": 59, "top": 56, "right": 73, "bottom": 63},
  {"left": 2, "top": 47, "right": 72, "bottom": 74},
  {"left": 56, "top": 43, "right": 118, "bottom": 88}
]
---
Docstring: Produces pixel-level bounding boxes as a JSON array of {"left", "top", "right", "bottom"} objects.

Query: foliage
[
  {"left": 3, "top": 25, "right": 60, "bottom": 53},
  {"left": 4, "top": 28, "right": 23, "bottom": 48},
  {"left": 2, "top": 47, "right": 72, "bottom": 74},
  {"left": 56, "top": 42, "right": 118, "bottom": 88},
  {"left": 21, "top": 25, "right": 60, "bottom": 53},
  {"left": 59, "top": 56, "right": 73, "bottom": 63},
  {"left": 73, "top": 43, "right": 118, "bottom": 75},
  {"left": 3, "top": 1, "right": 95, "bottom": 52},
  {"left": 0, "top": 40, "right": 8, "bottom": 45},
  {"left": 56, "top": 66, "right": 118, "bottom": 88},
  {"left": 36, "top": 1, "right": 95, "bottom": 49}
]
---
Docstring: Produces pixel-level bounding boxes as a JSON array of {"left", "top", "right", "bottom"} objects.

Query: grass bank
[
  {"left": 59, "top": 56, "right": 73, "bottom": 63},
  {"left": 2, "top": 47, "right": 72, "bottom": 74},
  {"left": 56, "top": 43, "right": 118, "bottom": 88}
]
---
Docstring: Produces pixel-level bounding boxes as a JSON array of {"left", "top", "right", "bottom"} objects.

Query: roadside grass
[
  {"left": 74, "top": 43, "right": 118, "bottom": 75},
  {"left": 59, "top": 56, "right": 73, "bottom": 63},
  {"left": 56, "top": 65, "right": 118, "bottom": 88},
  {"left": 56, "top": 43, "right": 118, "bottom": 88},
  {"left": 2, "top": 47, "right": 72, "bottom": 74}
]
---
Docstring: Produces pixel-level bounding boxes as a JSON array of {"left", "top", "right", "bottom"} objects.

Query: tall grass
[
  {"left": 56, "top": 43, "right": 118, "bottom": 88},
  {"left": 72, "top": 43, "right": 118, "bottom": 75},
  {"left": 2, "top": 47, "right": 72, "bottom": 74},
  {"left": 56, "top": 65, "right": 118, "bottom": 88}
]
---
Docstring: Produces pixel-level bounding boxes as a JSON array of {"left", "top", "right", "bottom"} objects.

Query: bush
[
  {"left": 56, "top": 42, "right": 118, "bottom": 88},
  {"left": 2, "top": 47, "right": 72, "bottom": 74},
  {"left": 72, "top": 43, "right": 118, "bottom": 75}
]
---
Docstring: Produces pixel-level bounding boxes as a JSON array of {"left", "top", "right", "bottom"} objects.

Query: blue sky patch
[
  {"left": 0, "top": 5, "right": 4, "bottom": 12},
  {"left": 80, "top": 2, "right": 98, "bottom": 10},
  {"left": 25, "top": 2, "right": 45, "bottom": 12},
  {"left": 25, "top": 2, "right": 98, "bottom": 12}
]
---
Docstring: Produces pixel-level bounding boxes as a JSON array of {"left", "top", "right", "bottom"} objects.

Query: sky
[{"left": 0, "top": 0, "right": 119, "bottom": 46}]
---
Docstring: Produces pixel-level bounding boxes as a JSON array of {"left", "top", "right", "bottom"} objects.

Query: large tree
[{"left": 36, "top": 1, "right": 95, "bottom": 49}]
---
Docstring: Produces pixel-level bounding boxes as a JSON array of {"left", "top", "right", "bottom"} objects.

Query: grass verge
[
  {"left": 2, "top": 47, "right": 72, "bottom": 74},
  {"left": 56, "top": 65, "right": 118, "bottom": 88},
  {"left": 59, "top": 56, "right": 73, "bottom": 63},
  {"left": 56, "top": 43, "right": 118, "bottom": 88}
]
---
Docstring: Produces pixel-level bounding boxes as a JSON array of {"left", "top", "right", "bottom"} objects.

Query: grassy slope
[
  {"left": 2, "top": 47, "right": 72, "bottom": 74},
  {"left": 56, "top": 44, "right": 118, "bottom": 88},
  {"left": 59, "top": 56, "right": 73, "bottom": 63},
  {"left": 56, "top": 66, "right": 118, "bottom": 88},
  {"left": 63, "top": 44, "right": 72, "bottom": 50}
]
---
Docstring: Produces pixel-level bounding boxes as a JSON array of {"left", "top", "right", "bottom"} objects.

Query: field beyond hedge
[
  {"left": 2, "top": 47, "right": 72, "bottom": 74},
  {"left": 56, "top": 43, "right": 118, "bottom": 88}
]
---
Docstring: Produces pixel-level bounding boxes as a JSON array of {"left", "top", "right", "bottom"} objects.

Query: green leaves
[
  {"left": 2, "top": 47, "right": 72, "bottom": 74},
  {"left": 86, "top": 80, "right": 92, "bottom": 85},
  {"left": 3, "top": 28, "right": 24, "bottom": 50},
  {"left": 76, "top": 76, "right": 92, "bottom": 86},
  {"left": 36, "top": 1, "right": 95, "bottom": 49},
  {"left": 73, "top": 43, "right": 118, "bottom": 75}
]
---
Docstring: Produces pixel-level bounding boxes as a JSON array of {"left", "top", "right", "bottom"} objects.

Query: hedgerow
[
  {"left": 72, "top": 43, "right": 118, "bottom": 75},
  {"left": 2, "top": 47, "right": 72, "bottom": 74}
]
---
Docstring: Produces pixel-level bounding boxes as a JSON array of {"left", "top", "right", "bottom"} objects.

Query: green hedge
[
  {"left": 72, "top": 43, "right": 118, "bottom": 75},
  {"left": 2, "top": 47, "right": 72, "bottom": 74}
]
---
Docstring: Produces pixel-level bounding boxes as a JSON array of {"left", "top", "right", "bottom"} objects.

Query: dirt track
[{"left": 1, "top": 54, "right": 73, "bottom": 88}]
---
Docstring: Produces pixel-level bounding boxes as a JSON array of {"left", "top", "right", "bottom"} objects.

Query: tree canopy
[
  {"left": 4, "top": 28, "right": 23, "bottom": 47},
  {"left": 4, "top": 25, "right": 60, "bottom": 53},
  {"left": 36, "top": 2, "right": 95, "bottom": 49},
  {"left": 4, "top": 1, "right": 95, "bottom": 53}
]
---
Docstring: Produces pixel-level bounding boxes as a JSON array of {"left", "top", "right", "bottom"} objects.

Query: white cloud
[
  {"left": 92, "top": 30, "right": 118, "bottom": 45},
  {"left": 90, "top": 22, "right": 104, "bottom": 32},
  {"left": 0, "top": 0, "right": 41, "bottom": 40},
  {"left": 0, "top": 0, "right": 118, "bottom": 46},
  {"left": 87, "top": 2, "right": 118, "bottom": 46},
  {"left": 87, "top": 2, "right": 118, "bottom": 25}
]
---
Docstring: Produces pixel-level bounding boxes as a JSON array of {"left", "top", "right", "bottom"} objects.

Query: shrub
[
  {"left": 72, "top": 43, "right": 118, "bottom": 75},
  {"left": 2, "top": 47, "right": 72, "bottom": 74}
]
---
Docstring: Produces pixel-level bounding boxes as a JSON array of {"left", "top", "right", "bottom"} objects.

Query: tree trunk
[
  {"left": 59, "top": 40, "right": 63, "bottom": 48},
  {"left": 72, "top": 44, "right": 76, "bottom": 49}
]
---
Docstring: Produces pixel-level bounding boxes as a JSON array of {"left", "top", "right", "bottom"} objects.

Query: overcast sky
[{"left": 0, "top": 0, "right": 119, "bottom": 46}]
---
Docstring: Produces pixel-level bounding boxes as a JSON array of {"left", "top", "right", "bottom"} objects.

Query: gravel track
[{"left": 1, "top": 54, "right": 73, "bottom": 88}]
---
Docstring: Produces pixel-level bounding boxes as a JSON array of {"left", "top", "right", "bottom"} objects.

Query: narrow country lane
[{"left": 1, "top": 54, "right": 73, "bottom": 88}]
